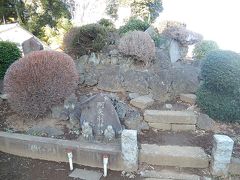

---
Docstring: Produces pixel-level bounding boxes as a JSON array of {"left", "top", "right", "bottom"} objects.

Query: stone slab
[
  {"left": 0, "top": 131, "right": 126, "bottom": 171},
  {"left": 141, "top": 170, "right": 200, "bottom": 180},
  {"left": 130, "top": 96, "right": 154, "bottom": 109},
  {"left": 149, "top": 123, "right": 171, "bottom": 130},
  {"left": 179, "top": 94, "right": 196, "bottom": 104},
  {"left": 140, "top": 144, "right": 209, "bottom": 168},
  {"left": 144, "top": 110, "right": 197, "bottom": 124},
  {"left": 69, "top": 168, "right": 102, "bottom": 180},
  {"left": 171, "top": 124, "right": 196, "bottom": 131},
  {"left": 229, "top": 158, "right": 240, "bottom": 175}
]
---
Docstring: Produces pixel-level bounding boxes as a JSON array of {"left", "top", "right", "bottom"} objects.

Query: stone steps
[
  {"left": 140, "top": 144, "right": 209, "bottom": 168},
  {"left": 144, "top": 110, "right": 197, "bottom": 131}
]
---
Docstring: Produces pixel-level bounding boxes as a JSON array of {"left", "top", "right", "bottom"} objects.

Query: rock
[
  {"left": 89, "top": 53, "right": 100, "bottom": 64},
  {"left": 79, "top": 94, "right": 122, "bottom": 137},
  {"left": 164, "top": 104, "right": 173, "bottom": 110},
  {"left": 211, "top": 134, "right": 234, "bottom": 176},
  {"left": 104, "top": 125, "right": 115, "bottom": 142},
  {"left": 110, "top": 56, "right": 119, "bottom": 64},
  {"left": 115, "top": 101, "right": 128, "bottom": 120},
  {"left": 170, "top": 63, "right": 200, "bottom": 96},
  {"left": 128, "top": 93, "right": 140, "bottom": 100},
  {"left": 84, "top": 64, "right": 99, "bottom": 86},
  {"left": 169, "top": 40, "right": 181, "bottom": 63},
  {"left": 109, "top": 49, "right": 119, "bottom": 56},
  {"left": 197, "top": 113, "right": 215, "bottom": 131},
  {"left": 130, "top": 96, "right": 154, "bottom": 109},
  {"left": 64, "top": 93, "right": 78, "bottom": 110},
  {"left": 145, "top": 26, "right": 158, "bottom": 39},
  {"left": 51, "top": 105, "right": 64, "bottom": 119},
  {"left": 153, "top": 48, "right": 171, "bottom": 71},
  {"left": 124, "top": 110, "right": 144, "bottom": 131},
  {"left": 77, "top": 55, "right": 89, "bottom": 64},
  {"left": 27, "top": 126, "right": 64, "bottom": 137},
  {"left": 22, "top": 37, "right": 43, "bottom": 55},
  {"left": 180, "top": 93, "right": 196, "bottom": 104},
  {"left": 148, "top": 72, "right": 172, "bottom": 102},
  {"left": 0, "top": 94, "right": 8, "bottom": 100},
  {"left": 98, "top": 66, "right": 124, "bottom": 92},
  {"left": 121, "top": 130, "right": 138, "bottom": 171},
  {"left": 69, "top": 168, "right": 102, "bottom": 180},
  {"left": 123, "top": 70, "right": 149, "bottom": 95}
]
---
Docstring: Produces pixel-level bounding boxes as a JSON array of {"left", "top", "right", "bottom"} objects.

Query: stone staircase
[{"left": 140, "top": 144, "right": 209, "bottom": 168}]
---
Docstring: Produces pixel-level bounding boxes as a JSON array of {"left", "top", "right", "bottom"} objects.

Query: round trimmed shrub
[
  {"left": 4, "top": 50, "right": 79, "bottom": 117},
  {"left": 0, "top": 41, "right": 21, "bottom": 79},
  {"left": 197, "top": 85, "right": 240, "bottom": 122},
  {"left": 118, "top": 31, "right": 155, "bottom": 64},
  {"left": 201, "top": 50, "right": 240, "bottom": 94},
  {"left": 98, "top": 18, "right": 115, "bottom": 30},
  {"left": 63, "top": 24, "right": 108, "bottom": 58},
  {"left": 193, "top": 40, "right": 219, "bottom": 59},
  {"left": 119, "top": 18, "right": 150, "bottom": 34}
]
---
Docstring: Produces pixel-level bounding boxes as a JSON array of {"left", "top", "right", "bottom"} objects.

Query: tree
[{"left": 131, "top": 0, "right": 163, "bottom": 23}]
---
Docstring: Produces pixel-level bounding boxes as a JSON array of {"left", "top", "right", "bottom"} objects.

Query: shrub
[
  {"left": 196, "top": 50, "right": 240, "bottom": 122},
  {"left": 98, "top": 18, "right": 115, "bottom": 30},
  {"left": 0, "top": 41, "right": 21, "bottom": 79},
  {"left": 4, "top": 50, "right": 79, "bottom": 117},
  {"left": 63, "top": 24, "right": 108, "bottom": 58},
  {"left": 119, "top": 18, "right": 150, "bottom": 34},
  {"left": 196, "top": 85, "right": 240, "bottom": 122},
  {"left": 201, "top": 50, "right": 240, "bottom": 94},
  {"left": 118, "top": 31, "right": 155, "bottom": 64},
  {"left": 193, "top": 40, "right": 219, "bottom": 59}
]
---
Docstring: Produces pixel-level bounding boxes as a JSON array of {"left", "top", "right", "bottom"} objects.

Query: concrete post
[
  {"left": 121, "top": 129, "right": 138, "bottom": 171},
  {"left": 211, "top": 134, "right": 234, "bottom": 176}
]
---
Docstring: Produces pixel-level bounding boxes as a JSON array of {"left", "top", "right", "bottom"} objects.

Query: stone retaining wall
[{"left": 76, "top": 52, "right": 200, "bottom": 102}]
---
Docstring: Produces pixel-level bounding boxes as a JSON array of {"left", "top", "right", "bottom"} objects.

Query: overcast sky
[{"left": 160, "top": 0, "right": 240, "bottom": 52}]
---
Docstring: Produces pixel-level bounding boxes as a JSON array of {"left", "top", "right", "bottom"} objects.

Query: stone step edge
[{"left": 144, "top": 110, "right": 197, "bottom": 124}]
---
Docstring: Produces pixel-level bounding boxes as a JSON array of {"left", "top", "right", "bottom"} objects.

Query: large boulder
[{"left": 22, "top": 37, "right": 43, "bottom": 55}]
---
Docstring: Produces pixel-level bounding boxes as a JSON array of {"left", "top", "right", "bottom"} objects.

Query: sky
[{"left": 160, "top": 0, "right": 240, "bottom": 52}]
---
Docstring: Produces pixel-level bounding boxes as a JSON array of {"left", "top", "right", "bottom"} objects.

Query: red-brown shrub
[
  {"left": 118, "top": 31, "right": 155, "bottom": 64},
  {"left": 4, "top": 50, "right": 79, "bottom": 117}
]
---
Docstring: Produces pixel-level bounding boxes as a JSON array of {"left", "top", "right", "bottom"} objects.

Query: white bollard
[
  {"left": 103, "top": 155, "right": 109, "bottom": 177},
  {"left": 67, "top": 152, "right": 73, "bottom": 171}
]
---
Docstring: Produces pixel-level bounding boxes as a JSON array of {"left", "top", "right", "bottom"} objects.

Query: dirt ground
[{"left": 0, "top": 152, "right": 142, "bottom": 180}]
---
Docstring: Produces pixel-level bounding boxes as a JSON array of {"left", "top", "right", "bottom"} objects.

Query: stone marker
[
  {"left": 179, "top": 93, "right": 197, "bottom": 104},
  {"left": 211, "top": 134, "right": 234, "bottom": 176},
  {"left": 69, "top": 168, "right": 102, "bottom": 180},
  {"left": 0, "top": 94, "right": 8, "bottom": 100},
  {"left": 22, "top": 37, "right": 43, "bottom": 55},
  {"left": 121, "top": 129, "right": 138, "bottom": 171},
  {"left": 130, "top": 96, "right": 154, "bottom": 109},
  {"left": 78, "top": 94, "right": 122, "bottom": 137}
]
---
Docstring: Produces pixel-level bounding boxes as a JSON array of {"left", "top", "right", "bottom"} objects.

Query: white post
[
  {"left": 67, "top": 152, "right": 73, "bottom": 171},
  {"left": 103, "top": 155, "right": 109, "bottom": 177}
]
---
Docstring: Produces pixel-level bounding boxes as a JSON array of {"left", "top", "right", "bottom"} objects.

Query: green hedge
[
  {"left": 119, "top": 18, "right": 150, "bottom": 34},
  {"left": 201, "top": 50, "right": 240, "bottom": 94},
  {"left": 193, "top": 40, "right": 219, "bottom": 59},
  {"left": 196, "top": 85, "right": 240, "bottom": 122},
  {"left": 197, "top": 50, "right": 240, "bottom": 122},
  {"left": 63, "top": 24, "right": 107, "bottom": 58},
  {"left": 0, "top": 41, "right": 21, "bottom": 79}
]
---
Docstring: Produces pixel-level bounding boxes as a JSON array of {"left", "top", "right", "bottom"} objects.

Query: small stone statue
[
  {"left": 81, "top": 122, "right": 93, "bottom": 141},
  {"left": 104, "top": 125, "right": 115, "bottom": 142}
]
